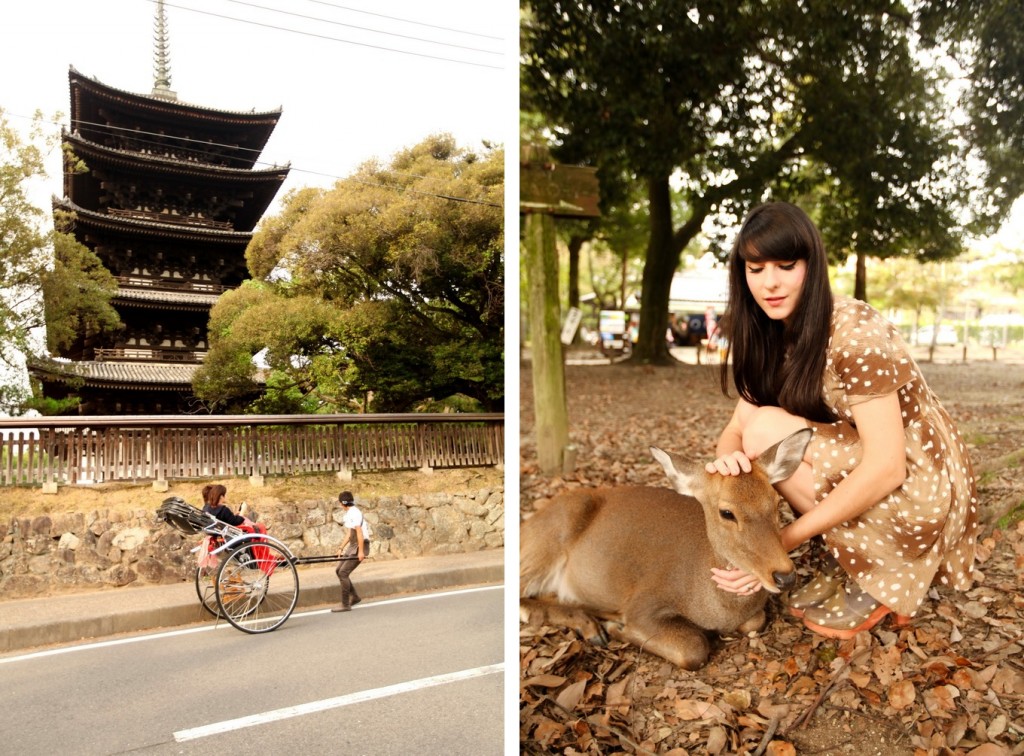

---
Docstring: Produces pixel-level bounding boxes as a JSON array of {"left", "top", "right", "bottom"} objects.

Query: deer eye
[{"left": 719, "top": 509, "right": 736, "bottom": 522}]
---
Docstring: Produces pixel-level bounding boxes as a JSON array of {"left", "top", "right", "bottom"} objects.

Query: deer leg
[
  {"left": 519, "top": 597, "right": 608, "bottom": 646},
  {"left": 735, "top": 607, "right": 768, "bottom": 636},
  {"left": 603, "top": 608, "right": 712, "bottom": 670}
]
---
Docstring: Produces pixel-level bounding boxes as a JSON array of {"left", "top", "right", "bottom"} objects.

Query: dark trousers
[{"left": 335, "top": 556, "right": 361, "bottom": 607}]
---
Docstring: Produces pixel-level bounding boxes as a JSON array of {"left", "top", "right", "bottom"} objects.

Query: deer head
[{"left": 650, "top": 428, "right": 812, "bottom": 593}]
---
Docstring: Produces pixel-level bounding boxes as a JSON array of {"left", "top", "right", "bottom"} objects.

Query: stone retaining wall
[{"left": 0, "top": 486, "right": 503, "bottom": 599}]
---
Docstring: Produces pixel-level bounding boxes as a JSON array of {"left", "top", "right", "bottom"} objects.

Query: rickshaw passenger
[
  {"left": 201, "top": 484, "right": 263, "bottom": 530},
  {"left": 201, "top": 484, "right": 246, "bottom": 527},
  {"left": 199, "top": 484, "right": 268, "bottom": 568}
]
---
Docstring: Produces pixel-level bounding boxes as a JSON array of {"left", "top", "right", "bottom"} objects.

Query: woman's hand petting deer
[{"left": 707, "top": 201, "right": 978, "bottom": 640}]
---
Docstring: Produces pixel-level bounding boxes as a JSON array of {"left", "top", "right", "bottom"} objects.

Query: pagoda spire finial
[{"left": 152, "top": 0, "right": 177, "bottom": 100}]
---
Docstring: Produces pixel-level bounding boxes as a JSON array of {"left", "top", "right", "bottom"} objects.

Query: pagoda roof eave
[
  {"left": 114, "top": 288, "right": 222, "bottom": 310},
  {"left": 68, "top": 66, "right": 283, "bottom": 124},
  {"left": 53, "top": 197, "right": 256, "bottom": 243},
  {"left": 63, "top": 131, "right": 290, "bottom": 183},
  {"left": 29, "top": 358, "right": 198, "bottom": 389}
]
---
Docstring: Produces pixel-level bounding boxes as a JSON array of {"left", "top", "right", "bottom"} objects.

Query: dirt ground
[
  {"left": 0, "top": 467, "right": 503, "bottom": 523},
  {"left": 519, "top": 354, "right": 1024, "bottom": 755}
]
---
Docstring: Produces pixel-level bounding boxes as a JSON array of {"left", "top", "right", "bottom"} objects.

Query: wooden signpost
[{"left": 520, "top": 145, "right": 600, "bottom": 474}]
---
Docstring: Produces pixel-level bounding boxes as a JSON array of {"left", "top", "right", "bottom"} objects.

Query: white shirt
[
  {"left": 342, "top": 504, "right": 363, "bottom": 530},
  {"left": 342, "top": 505, "right": 371, "bottom": 539}
]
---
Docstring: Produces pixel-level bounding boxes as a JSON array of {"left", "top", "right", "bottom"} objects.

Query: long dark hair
[
  {"left": 202, "top": 484, "right": 227, "bottom": 508},
  {"left": 719, "top": 202, "right": 835, "bottom": 423}
]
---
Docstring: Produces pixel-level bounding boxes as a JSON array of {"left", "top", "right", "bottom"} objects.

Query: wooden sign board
[{"left": 520, "top": 162, "right": 600, "bottom": 218}]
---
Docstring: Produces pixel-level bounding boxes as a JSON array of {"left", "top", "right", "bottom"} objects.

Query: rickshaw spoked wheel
[
  {"left": 215, "top": 539, "right": 298, "bottom": 634},
  {"left": 195, "top": 563, "right": 221, "bottom": 616}
]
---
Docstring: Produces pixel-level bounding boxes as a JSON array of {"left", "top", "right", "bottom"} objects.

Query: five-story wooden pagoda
[{"left": 34, "top": 2, "right": 288, "bottom": 414}]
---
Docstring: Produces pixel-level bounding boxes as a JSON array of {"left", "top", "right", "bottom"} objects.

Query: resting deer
[{"left": 520, "top": 428, "right": 811, "bottom": 670}]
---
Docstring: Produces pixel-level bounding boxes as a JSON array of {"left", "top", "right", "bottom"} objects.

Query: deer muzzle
[{"left": 773, "top": 570, "right": 796, "bottom": 591}]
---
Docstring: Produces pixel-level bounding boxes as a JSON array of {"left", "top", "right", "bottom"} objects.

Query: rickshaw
[{"left": 156, "top": 496, "right": 345, "bottom": 634}]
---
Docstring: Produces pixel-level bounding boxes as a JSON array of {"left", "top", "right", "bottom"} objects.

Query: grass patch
[
  {"left": 976, "top": 470, "right": 998, "bottom": 486},
  {"left": 996, "top": 500, "right": 1024, "bottom": 530}
]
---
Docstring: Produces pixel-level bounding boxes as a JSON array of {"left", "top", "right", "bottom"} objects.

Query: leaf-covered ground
[{"left": 519, "top": 354, "right": 1024, "bottom": 755}]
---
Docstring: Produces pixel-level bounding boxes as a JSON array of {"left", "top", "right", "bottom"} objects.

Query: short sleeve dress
[{"left": 806, "top": 296, "right": 978, "bottom": 617}]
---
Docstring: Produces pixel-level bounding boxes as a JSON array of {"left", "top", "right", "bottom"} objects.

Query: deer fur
[{"left": 520, "top": 428, "right": 812, "bottom": 670}]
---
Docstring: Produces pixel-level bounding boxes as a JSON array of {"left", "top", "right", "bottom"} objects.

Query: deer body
[{"left": 520, "top": 429, "right": 812, "bottom": 670}]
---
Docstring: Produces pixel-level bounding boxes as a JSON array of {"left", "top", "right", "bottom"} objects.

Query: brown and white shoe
[
  {"left": 330, "top": 604, "right": 351, "bottom": 613},
  {"left": 800, "top": 580, "right": 909, "bottom": 640},
  {"left": 784, "top": 552, "right": 841, "bottom": 619},
  {"left": 785, "top": 571, "right": 841, "bottom": 619}
]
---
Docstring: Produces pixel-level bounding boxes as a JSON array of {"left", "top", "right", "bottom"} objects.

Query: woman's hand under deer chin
[{"left": 710, "top": 566, "right": 763, "bottom": 595}]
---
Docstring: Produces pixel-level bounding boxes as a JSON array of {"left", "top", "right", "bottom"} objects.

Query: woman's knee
[
  {"left": 741, "top": 406, "right": 810, "bottom": 459},
  {"left": 742, "top": 406, "right": 816, "bottom": 512}
]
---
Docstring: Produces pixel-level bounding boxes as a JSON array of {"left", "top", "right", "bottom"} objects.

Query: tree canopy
[
  {"left": 521, "top": 1, "right": 1017, "bottom": 363},
  {"left": 0, "top": 110, "right": 119, "bottom": 413},
  {"left": 194, "top": 134, "right": 504, "bottom": 414}
]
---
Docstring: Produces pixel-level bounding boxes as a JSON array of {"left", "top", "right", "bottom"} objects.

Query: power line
[
  {"left": 6, "top": 110, "right": 502, "bottom": 209},
  {"left": 301, "top": 0, "right": 503, "bottom": 41},
  {"left": 224, "top": 0, "right": 502, "bottom": 56},
  {"left": 152, "top": 0, "right": 503, "bottom": 70}
]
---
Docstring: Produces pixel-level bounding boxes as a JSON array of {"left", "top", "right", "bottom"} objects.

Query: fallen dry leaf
[
  {"left": 520, "top": 361, "right": 1024, "bottom": 755},
  {"left": 554, "top": 679, "right": 587, "bottom": 711},
  {"left": 888, "top": 679, "right": 917, "bottom": 710}
]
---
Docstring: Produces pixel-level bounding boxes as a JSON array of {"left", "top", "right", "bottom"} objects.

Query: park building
[{"left": 31, "top": 2, "right": 288, "bottom": 415}]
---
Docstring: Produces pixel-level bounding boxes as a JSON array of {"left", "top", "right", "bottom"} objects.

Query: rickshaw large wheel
[
  {"left": 215, "top": 540, "right": 298, "bottom": 634},
  {"left": 194, "top": 563, "right": 220, "bottom": 616}
]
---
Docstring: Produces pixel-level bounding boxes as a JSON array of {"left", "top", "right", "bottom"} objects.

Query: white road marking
[
  {"left": 0, "top": 585, "right": 502, "bottom": 665},
  {"left": 174, "top": 663, "right": 504, "bottom": 742}
]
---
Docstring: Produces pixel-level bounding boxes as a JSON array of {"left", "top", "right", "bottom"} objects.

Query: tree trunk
[
  {"left": 630, "top": 176, "right": 708, "bottom": 365},
  {"left": 567, "top": 234, "right": 585, "bottom": 345},
  {"left": 854, "top": 251, "right": 867, "bottom": 301},
  {"left": 567, "top": 234, "right": 584, "bottom": 309},
  {"left": 524, "top": 212, "right": 570, "bottom": 474},
  {"left": 630, "top": 176, "right": 679, "bottom": 364}
]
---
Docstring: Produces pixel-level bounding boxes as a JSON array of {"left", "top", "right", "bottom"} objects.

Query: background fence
[{"left": 0, "top": 413, "right": 504, "bottom": 486}]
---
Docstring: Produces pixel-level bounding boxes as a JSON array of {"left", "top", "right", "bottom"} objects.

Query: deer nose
[{"left": 773, "top": 571, "right": 796, "bottom": 590}]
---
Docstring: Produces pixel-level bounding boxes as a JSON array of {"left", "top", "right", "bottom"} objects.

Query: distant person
[
  {"left": 201, "top": 484, "right": 245, "bottom": 526},
  {"left": 667, "top": 313, "right": 688, "bottom": 347},
  {"left": 199, "top": 484, "right": 263, "bottom": 566},
  {"left": 332, "top": 490, "right": 371, "bottom": 613},
  {"left": 706, "top": 201, "right": 977, "bottom": 639}
]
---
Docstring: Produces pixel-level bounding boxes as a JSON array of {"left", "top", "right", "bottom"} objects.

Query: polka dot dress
[{"left": 806, "top": 296, "right": 978, "bottom": 617}]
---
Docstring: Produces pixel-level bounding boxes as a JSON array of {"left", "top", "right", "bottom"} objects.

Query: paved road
[{"left": 1, "top": 586, "right": 504, "bottom": 755}]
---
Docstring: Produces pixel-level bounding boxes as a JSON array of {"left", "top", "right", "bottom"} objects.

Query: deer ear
[
  {"left": 758, "top": 428, "right": 813, "bottom": 484},
  {"left": 650, "top": 446, "right": 699, "bottom": 497}
]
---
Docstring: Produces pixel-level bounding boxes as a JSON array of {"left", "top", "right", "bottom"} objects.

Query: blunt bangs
[
  {"left": 736, "top": 223, "right": 809, "bottom": 265},
  {"left": 733, "top": 202, "right": 822, "bottom": 266}
]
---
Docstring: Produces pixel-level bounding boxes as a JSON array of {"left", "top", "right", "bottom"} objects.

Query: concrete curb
[{"left": 0, "top": 549, "right": 504, "bottom": 654}]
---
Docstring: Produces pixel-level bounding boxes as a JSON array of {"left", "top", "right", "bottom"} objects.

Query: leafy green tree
[
  {"left": 195, "top": 134, "right": 503, "bottom": 413},
  {"left": 42, "top": 215, "right": 122, "bottom": 353},
  {"left": 0, "top": 110, "right": 119, "bottom": 413},
  {"left": 920, "top": 0, "right": 1024, "bottom": 229},
  {"left": 193, "top": 282, "right": 344, "bottom": 412},
  {"left": 522, "top": 2, "right": 995, "bottom": 364}
]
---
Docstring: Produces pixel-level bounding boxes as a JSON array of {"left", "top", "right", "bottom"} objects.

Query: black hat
[{"left": 339, "top": 491, "right": 355, "bottom": 504}]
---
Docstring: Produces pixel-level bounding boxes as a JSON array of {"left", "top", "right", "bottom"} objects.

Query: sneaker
[{"left": 330, "top": 605, "right": 351, "bottom": 613}]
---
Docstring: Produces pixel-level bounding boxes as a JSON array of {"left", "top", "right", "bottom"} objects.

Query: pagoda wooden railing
[
  {"left": 0, "top": 413, "right": 504, "bottom": 487},
  {"left": 116, "top": 276, "right": 230, "bottom": 295},
  {"left": 106, "top": 208, "right": 234, "bottom": 230},
  {"left": 92, "top": 348, "right": 206, "bottom": 363}
]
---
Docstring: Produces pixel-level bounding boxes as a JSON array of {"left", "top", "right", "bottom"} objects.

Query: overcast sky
[{"left": 3, "top": 0, "right": 513, "bottom": 214}]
